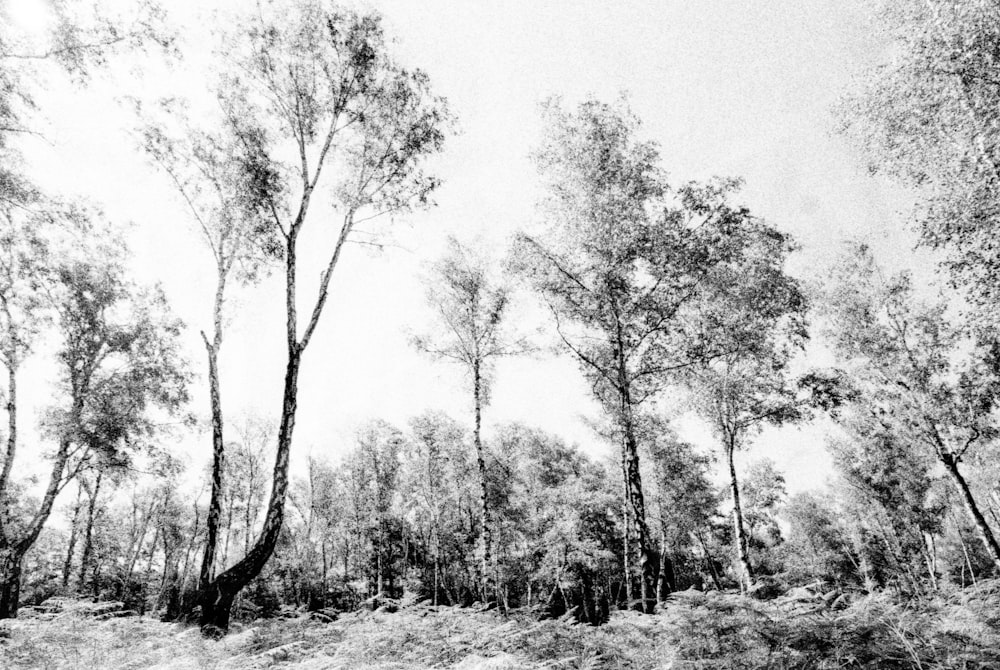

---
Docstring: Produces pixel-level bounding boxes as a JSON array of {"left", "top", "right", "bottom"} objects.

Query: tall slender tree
[
  {"left": 195, "top": 0, "right": 450, "bottom": 634},
  {"left": 681, "top": 219, "right": 807, "bottom": 591},
  {"left": 138, "top": 101, "right": 281, "bottom": 600},
  {"left": 413, "top": 236, "right": 527, "bottom": 605}
]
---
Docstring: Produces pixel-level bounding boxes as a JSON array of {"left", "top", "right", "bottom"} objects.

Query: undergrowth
[{"left": 2, "top": 581, "right": 998, "bottom": 669}]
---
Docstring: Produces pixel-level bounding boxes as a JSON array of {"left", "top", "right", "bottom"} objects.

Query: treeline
[
  {"left": 20, "top": 394, "right": 1000, "bottom": 627},
  {"left": 5, "top": 0, "right": 1000, "bottom": 637}
]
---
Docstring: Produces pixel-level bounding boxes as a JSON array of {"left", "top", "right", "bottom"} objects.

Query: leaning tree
[{"left": 817, "top": 244, "right": 1000, "bottom": 571}]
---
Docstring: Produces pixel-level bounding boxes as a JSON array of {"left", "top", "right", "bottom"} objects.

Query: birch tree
[
  {"left": 413, "top": 236, "right": 527, "bottom": 605},
  {"left": 817, "top": 244, "right": 1000, "bottom": 571},
  {"left": 681, "top": 215, "right": 807, "bottom": 591},
  {"left": 195, "top": 0, "right": 450, "bottom": 633},
  {"left": 839, "top": 0, "right": 1000, "bottom": 321},
  {"left": 517, "top": 98, "right": 804, "bottom": 611},
  {"left": 138, "top": 104, "right": 281, "bottom": 599},
  {"left": 0, "top": 217, "right": 188, "bottom": 618}
]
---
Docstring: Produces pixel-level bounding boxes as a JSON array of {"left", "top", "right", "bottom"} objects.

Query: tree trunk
[
  {"left": 178, "top": 502, "right": 200, "bottom": 609},
  {"left": 145, "top": 522, "right": 162, "bottom": 579},
  {"left": 244, "top": 471, "right": 255, "bottom": 556},
  {"left": 472, "top": 362, "right": 492, "bottom": 605},
  {"left": 0, "top": 549, "right": 22, "bottom": 618},
  {"left": 941, "top": 453, "right": 1000, "bottom": 570},
  {"left": 621, "top": 455, "right": 632, "bottom": 609},
  {"left": 620, "top": 401, "right": 655, "bottom": 612},
  {"left": 694, "top": 531, "right": 723, "bottom": 591},
  {"left": 0, "top": 362, "right": 18, "bottom": 531},
  {"left": 78, "top": 471, "right": 103, "bottom": 593},
  {"left": 62, "top": 483, "right": 85, "bottom": 588},
  {"left": 725, "top": 441, "right": 754, "bottom": 592},
  {"left": 922, "top": 531, "right": 938, "bottom": 591},
  {"left": 0, "top": 363, "right": 78, "bottom": 617},
  {"left": 198, "top": 350, "right": 301, "bottom": 635},
  {"left": 321, "top": 539, "right": 328, "bottom": 591},
  {"left": 124, "top": 499, "right": 155, "bottom": 587},
  {"left": 656, "top": 528, "right": 674, "bottom": 604},
  {"left": 198, "top": 277, "right": 226, "bottom": 593},
  {"left": 161, "top": 552, "right": 182, "bottom": 621},
  {"left": 0, "top": 363, "right": 19, "bottom": 616},
  {"left": 611, "top": 317, "right": 655, "bottom": 613},
  {"left": 221, "top": 495, "right": 233, "bottom": 571},
  {"left": 196, "top": 149, "right": 357, "bottom": 632},
  {"left": 433, "top": 548, "right": 440, "bottom": 607}
]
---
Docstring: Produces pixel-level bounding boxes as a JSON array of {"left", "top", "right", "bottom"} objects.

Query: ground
[{"left": 2, "top": 582, "right": 1000, "bottom": 669}]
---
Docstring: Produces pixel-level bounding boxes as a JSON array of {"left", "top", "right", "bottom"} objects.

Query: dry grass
[{"left": 2, "top": 582, "right": 999, "bottom": 669}]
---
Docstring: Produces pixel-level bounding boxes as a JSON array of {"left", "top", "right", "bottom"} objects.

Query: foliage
[
  {"left": 838, "top": 0, "right": 1000, "bottom": 320},
  {"left": 6, "top": 584, "right": 1000, "bottom": 669},
  {"left": 815, "top": 243, "right": 1000, "bottom": 571}
]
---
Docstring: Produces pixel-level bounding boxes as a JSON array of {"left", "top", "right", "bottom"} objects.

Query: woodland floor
[{"left": 2, "top": 581, "right": 1000, "bottom": 670}]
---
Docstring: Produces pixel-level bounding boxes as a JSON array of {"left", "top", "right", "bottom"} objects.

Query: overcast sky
[{"left": 10, "top": 0, "right": 924, "bottom": 497}]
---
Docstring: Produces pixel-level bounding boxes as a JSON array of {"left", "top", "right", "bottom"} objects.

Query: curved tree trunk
[
  {"left": 0, "top": 439, "right": 74, "bottom": 617},
  {"left": 198, "top": 350, "right": 301, "bottom": 634}
]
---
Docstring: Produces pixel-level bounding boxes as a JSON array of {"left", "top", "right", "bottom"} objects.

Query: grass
[{"left": 2, "top": 581, "right": 999, "bottom": 669}]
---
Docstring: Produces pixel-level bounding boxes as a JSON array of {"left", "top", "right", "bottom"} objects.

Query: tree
[
  {"left": 193, "top": 0, "right": 450, "bottom": 634},
  {"left": 679, "top": 195, "right": 806, "bottom": 591},
  {"left": 344, "top": 420, "right": 405, "bottom": 607},
  {"left": 817, "top": 244, "right": 1000, "bottom": 571},
  {"left": 639, "top": 418, "right": 719, "bottom": 599},
  {"left": 413, "top": 236, "right": 527, "bottom": 605},
  {"left": 781, "top": 492, "right": 859, "bottom": 588},
  {"left": 138, "top": 101, "right": 281, "bottom": 601},
  {"left": 827, "top": 416, "right": 945, "bottom": 592},
  {"left": 838, "top": 0, "right": 1000, "bottom": 322},
  {"left": 516, "top": 98, "right": 806, "bottom": 610},
  {"left": 0, "top": 217, "right": 189, "bottom": 617},
  {"left": 401, "top": 411, "right": 472, "bottom": 606}
]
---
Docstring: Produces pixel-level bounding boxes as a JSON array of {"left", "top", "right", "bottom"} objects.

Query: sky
[{"left": 7, "top": 0, "right": 925, "bottom": 500}]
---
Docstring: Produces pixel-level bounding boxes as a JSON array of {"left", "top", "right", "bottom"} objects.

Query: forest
[{"left": 3, "top": 0, "right": 1000, "bottom": 668}]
